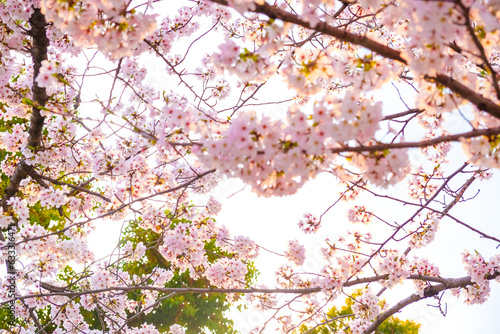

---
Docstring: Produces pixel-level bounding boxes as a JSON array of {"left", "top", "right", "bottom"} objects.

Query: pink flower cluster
[
  {"left": 90, "top": 270, "right": 116, "bottom": 290},
  {"left": 205, "top": 258, "right": 248, "bottom": 288},
  {"left": 196, "top": 90, "right": 410, "bottom": 196},
  {"left": 377, "top": 250, "right": 410, "bottom": 288},
  {"left": 345, "top": 318, "right": 370, "bottom": 334},
  {"left": 40, "top": 0, "right": 157, "bottom": 58},
  {"left": 284, "top": 240, "right": 306, "bottom": 266},
  {"left": 347, "top": 206, "right": 372, "bottom": 224},
  {"left": 169, "top": 324, "right": 186, "bottom": 334},
  {"left": 410, "top": 257, "right": 441, "bottom": 297},
  {"left": 298, "top": 212, "right": 320, "bottom": 234},
  {"left": 459, "top": 251, "right": 500, "bottom": 304},
  {"left": 318, "top": 265, "right": 343, "bottom": 291},
  {"left": 0, "top": 123, "right": 28, "bottom": 153},
  {"left": 409, "top": 215, "right": 440, "bottom": 249},
  {"left": 0, "top": 208, "right": 14, "bottom": 229},
  {"left": 35, "top": 60, "right": 58, "bottom": 88},
  {"left": 461, "top": 136, "right": 500, "bottom": 169},
  {"left": 233, "top": 235, "right": 259, "bottom": 260},
  {"left": 127, "top": 323, "right": 162, "bottom": 334},
  {"left": 1, "top": 0, "right": 500, "bottom": 332},
  {"left": 122, "top": 241, "right": 147, "bottom": 262},
  {"left": 213, "top": 39, "right": 277, "bottom": 82},
  {"left": 39, "top": 186, "right": 68, "bottom": 209},
  {"left": 351, "top": 288, "right": 381, "bottom": 321},
  {"left": 159, "top": 222, "right": 208, "bottom": 271},
  {"left": 149, "top": 268, "right": 174, "bottom": 288},
  {"left": 6, "top": 197, "right": 29, "bottom": 224}
]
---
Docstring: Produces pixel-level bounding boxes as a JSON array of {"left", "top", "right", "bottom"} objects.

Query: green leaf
[
  {"left": 239, "top": 48, "right": 258, "bottom": 62},
  {"left": 21, "top": 97, "right": 35, "bottom": 106},
  {"left": 52, "top": 73, "right": 70, "bottom": 86}
]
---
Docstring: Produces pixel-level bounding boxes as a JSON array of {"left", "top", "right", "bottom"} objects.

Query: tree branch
[
  {"left": 5, "top": 272, "right": 497, "bottom": 306},
  {"left": 1, "top": 8, "right": 48, "bottom": 210},
  {"left": 30, "top": 172, "right": 112, "bottom": 203},
  {"left": 363, "top": 271, "right": 500, "bottom": 333},
  {"left": 330, "top": 126, "right": 500, "bottom": 154},
  {"left": 27, "top": 7, "right": 49, "bottom": 149},
  {"left": 430, "top": 74, "right": 500, "bottom": 119},
  {"left": 208, "top": 0, "right": 408, "bottom": 64}
]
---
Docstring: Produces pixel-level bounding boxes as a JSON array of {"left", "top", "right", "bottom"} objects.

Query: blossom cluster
[
  {"left": 122, "top": 241, "right": 147, "bottom": 262},
  {"left": 409, "top": 215, "right": 440, "bottom": 249},
  {"left": 347, "top": 206, "right": 372, "bottom": 224},
  {"left": 377, "top": 250, "right": 410, "bottom": 288},
  {"left": 410, "top": 257, "right": 441, "bottom": 297},
  {"left": 284, "top": 240, "right": 306, "bottom": 266},
  {"left": 298, "top": 212, "right": 320, "bottom": 234},
  {"left": 35, "top": 60, "right": 58, "bottom": 88},
  {"left": 40, "top": 0, "right": 157, "bottom": 58},
  {"left": 205, "top": 258, "right": 248, "bottom": 288},
  {"left": 39, "top": 186, "right": 68, "bottom": 209},
  {"left": 459, "top": 251, "right": 500, "bottom": 304},
  {"left": 232, "top": 235, "right": 259, "bottom": 260},
  {"left": 0, "top": 123, "right": 28, "bottom": 153},
  {"left": 351, "top": 288, "right": 381, "bottom": 321},
  {"left": 197, "top": 94, "right": 408, "bottom": 196}
]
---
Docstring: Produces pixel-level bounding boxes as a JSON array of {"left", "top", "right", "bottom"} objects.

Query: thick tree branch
[
  {"left": 363, "top": 271, "right": 500, "bottom": 333},
  {"left": 330, "top": 126, "right": 500, "bottom": 154},
  {"left": 1, "top": 8, "right": 49, "bottom": 231},
  {"left": 31, "top": 172, "right": 112, "bottom": 202},
  {"left": 27, "top": 7, "right": 49, "bottom": 148},
  {"left": 208, "top": 0, "right": 408, "bottom": 64},
  {"left": 27, "top": 306, "right": 48, "bottom": 334},
  {"left": 1, "top": 8, "right": 48, "bottom": 210},
  {"left": 6, "top": 272, "right": 495, "bottom": 305},
  {"left": 430, "top": 74, "right": 500, "bottom": 119},
  {"left": 1, "top": 163, "right": 29, "bottom": 211}
]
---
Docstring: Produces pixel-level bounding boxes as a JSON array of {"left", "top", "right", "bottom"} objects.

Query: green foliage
[
  {"left": 115, "top": 216, "right": 257, "bottom": 334},
  {"left": 280, "top": 139, "right": 298, "bottom": 153},
  {"left": 0, "top": 305, "right": 16, "bottom": 331},
  {"left": 0, "top": 215, "right": 257, "bottom": 334},
  {"left": 28, "top": 202, "right": 66, "bottom": 232},
  {"left": 296, "top": 290, "right": 420, "bottom": 334},
  {"left": 239, "top": 48, "right": 258, "bottom": 62}
]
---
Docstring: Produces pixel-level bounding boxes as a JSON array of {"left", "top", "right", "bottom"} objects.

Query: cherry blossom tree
[{"left": 0, "top": 0, "right": 500, "bottom": 333}]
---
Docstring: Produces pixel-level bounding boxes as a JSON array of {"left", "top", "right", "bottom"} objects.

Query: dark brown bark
[
  {"left": 432, "top": 74, "right": 500, "bottom": 119},
  {"left": 27, "top": 7, "right": 49, "bottom": 149},
  {"left": 328, "top": 126, "right": 500, "bottom": 154},
  {"left": 1, "top": 9, "right": 48, "bottom": 215}
]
